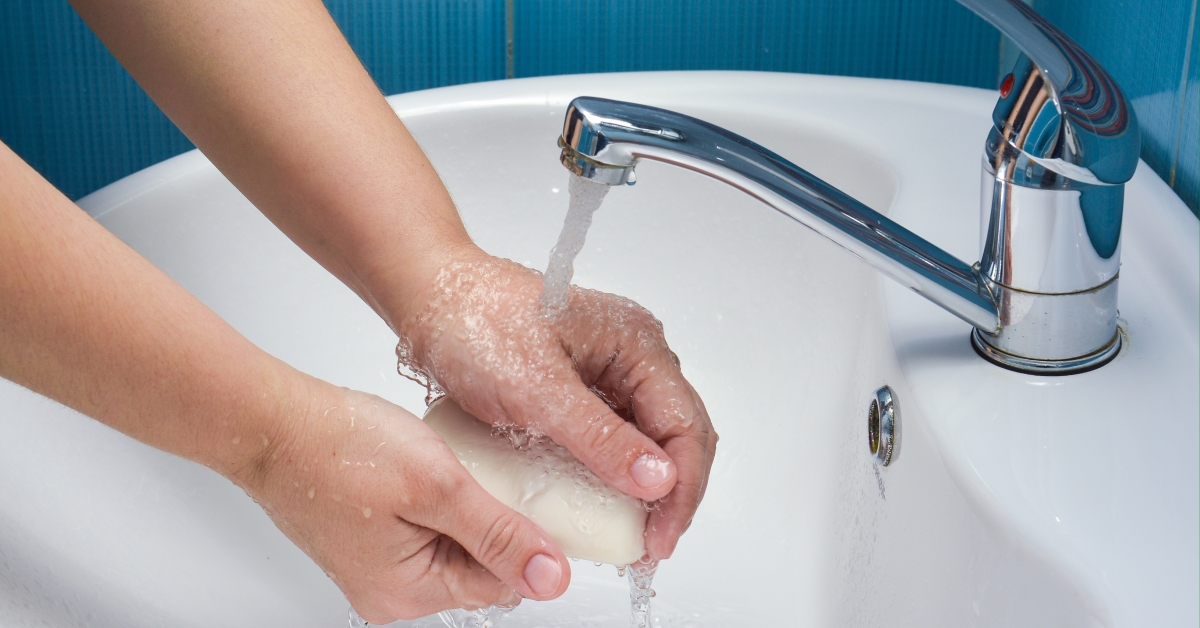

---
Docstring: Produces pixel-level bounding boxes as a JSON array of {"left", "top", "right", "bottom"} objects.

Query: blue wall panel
[
  {"left": 0, "top": 0, "right": 504, "bottom": 201},
  {"left": 0, "top": 0, "right": 1194, "bottom": 213},
  {"left": 1030, "top": 0, "right": 1199, "bottom": 213},
  {"left": 326, "top": 0, "right": 505, "bottom": 96},
  {"left": 512, "top": 0, "right": 1000, "bottom": 88},
  {"left": 1176, "top": 8, "right": 1198, "bottom": 212},
  {"left": 0, "top": 2, "right": 194, "bottom": 201}
]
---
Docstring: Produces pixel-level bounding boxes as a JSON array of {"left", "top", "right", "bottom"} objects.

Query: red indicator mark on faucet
[{"left": 999, "top": 73, "right": 1014, "bottom": 98}]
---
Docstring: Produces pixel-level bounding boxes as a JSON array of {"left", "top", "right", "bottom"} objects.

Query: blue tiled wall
[
  {"left": 0, "top": 2, "right": 194, "bottom": 202},
  {"left": 1031, "top": 0, "right": 1198, "bottom": 216},
  {"left": 325, "top": 0, "right": 505, "bottom": 97},
  {"left": 511, "top": 0, "right": 998, "bottom": 87},
  {"left": 0, "top": 0, "right": 505, "bottom": 201},
  {"left": 0, "top": 0, "right": 1195, "bottom": 214}
]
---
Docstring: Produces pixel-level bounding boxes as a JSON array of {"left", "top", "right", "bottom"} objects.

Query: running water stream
[
  {"left": 540, "top": 174, "right": 611, "bottom": 314},
  {"left": 625, "top": 559, "right": 658, "bottom": 628},
  {"left": 540, "top": 173, "right": 661, "bottom": 628}
]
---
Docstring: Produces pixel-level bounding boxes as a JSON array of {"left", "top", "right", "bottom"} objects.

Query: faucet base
[{"left": 971, "top": 328, "right": 1122, "bottom": 376}]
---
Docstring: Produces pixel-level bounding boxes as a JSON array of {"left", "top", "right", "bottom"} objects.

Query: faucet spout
[
  {"left": 558, "top": 0, "right": 1138, "bottom": 375},
  {"left": 558, "top": 97, "right": 1001, "bottom": 334}
]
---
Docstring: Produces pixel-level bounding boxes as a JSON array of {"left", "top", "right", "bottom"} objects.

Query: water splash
[
  {"left": 396, "top": 337, "right": 445, "bottom": 406},
  {"left": 349, "top": 605, "right": 514, "bottom": 628},
  {"left": 626, "top": 559, "right": 658, "bottom": 628},
  {"left": 348, "top": 559, "right": 659, "bottom": 628},
  {"left": 438, "top": 604, "right": 516, "bottom": 628},
  {"left": 541, "top": 174, "right": 611, "bottom": 315}
]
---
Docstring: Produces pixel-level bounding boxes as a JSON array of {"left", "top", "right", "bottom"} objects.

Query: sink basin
[{"left": 0, "top": 71, "right": 1195, "bottom": 627}]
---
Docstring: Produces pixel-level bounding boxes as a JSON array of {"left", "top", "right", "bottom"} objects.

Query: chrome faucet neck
[
  {"left": 960, "top": 0, "right": 1140, "bottom": 186},
  {"left": 557, "top": 0, "right": 1139, "bottom": 375},
  {"left": 961, "top": 0, "right": 1137, "bottom": 372}
]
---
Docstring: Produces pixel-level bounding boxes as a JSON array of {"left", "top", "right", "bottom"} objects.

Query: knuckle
[
  {"left": 579, "top": 412, "right": 634, "bottom": 461},
  {"left": 415, "top": 457, "right": 471, "bottom": 521},
  {"left": 474, "top": 509, "right": 527, "bottom": 567}
]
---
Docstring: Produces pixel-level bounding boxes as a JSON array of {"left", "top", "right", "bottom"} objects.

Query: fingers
[
  {"left": 405, "top": 456, "right": 572, "bottom": 602},
  {"left": 643, "top": 386, "right": 718, "bottom": 559},
  {"left": 577, "top": 310, "right": 718, "bottom": 560},
  {"left": 526, "top": 377, "right": 680, "bottom": 503}
]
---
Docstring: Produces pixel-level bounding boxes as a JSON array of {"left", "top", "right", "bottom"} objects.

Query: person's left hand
[{"left": 236, "top": 384, "right": 572, "bottom": 623}]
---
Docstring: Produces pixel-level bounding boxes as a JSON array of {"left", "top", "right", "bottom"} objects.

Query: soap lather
[{"left": 423, "top": 398, "right": 648, "bottom": 567}]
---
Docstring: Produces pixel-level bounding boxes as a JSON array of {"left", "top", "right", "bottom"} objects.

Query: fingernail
[
  {"left": 523, "top": 554, "right": 562, "bottom": 597},
  {"left": 631, "top": 453, "right": 672, "bottom": 489}
]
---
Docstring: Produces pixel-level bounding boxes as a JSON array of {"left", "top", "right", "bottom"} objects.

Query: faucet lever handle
[{"left": 957, "top": 0, "right": 1140, "bottom": 185}]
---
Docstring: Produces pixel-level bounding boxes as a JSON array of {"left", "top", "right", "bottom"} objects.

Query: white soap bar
[{"left": 423, "top": 398, "right": 647, "bottom": 566}]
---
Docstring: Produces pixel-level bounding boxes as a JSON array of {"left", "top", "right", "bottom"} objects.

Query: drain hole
[
  {"left": 867, "top": 386, "right": 897, "bottom": 466},
  {"left": 867, "top": 399, "right": 880, "bottom": 456}
]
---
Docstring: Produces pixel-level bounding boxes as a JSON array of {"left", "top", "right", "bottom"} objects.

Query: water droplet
[
  {"left": 626, "top": 169, "right": 637, "bottom": 185},
  {"left": 307, "top": 488, "right": 315, "bottom": 499},
  {"left": 231, "top": 435, "right": 241, "bottom": 445},
  {"left": 362, "top": 507, "right": 372, "bottom": 518}
]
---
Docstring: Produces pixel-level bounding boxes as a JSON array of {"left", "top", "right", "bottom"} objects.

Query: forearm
[
  {"left": 68, "top": 0, "right": 474, "bottom": 329},
  {"left": 0, "top": 142, "right": 303, "bottom": 483}
]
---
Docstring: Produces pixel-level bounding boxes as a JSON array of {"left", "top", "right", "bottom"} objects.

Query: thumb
[{"left": 412, "top": 461, "right": 572, "bottom": 601}]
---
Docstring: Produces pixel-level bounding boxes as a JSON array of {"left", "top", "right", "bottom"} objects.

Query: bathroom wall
[
  {"left": 1028, "top": 0, "right": 1198, "bottom": 218},
  {"left": 0, "top": 0, "right": 1195, "bottom": 214}
]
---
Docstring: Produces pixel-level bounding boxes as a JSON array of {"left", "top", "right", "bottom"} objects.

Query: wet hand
[
  {"left": 393, "top": 250, "right": 718, "bottom": 560},
  {"left": 235, "top": 385, "right": 570, "bottom": 624}
]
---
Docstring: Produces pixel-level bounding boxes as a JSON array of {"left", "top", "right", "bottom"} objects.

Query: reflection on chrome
[{"left": 557, "top": 0, "right": 1139, "bottom": 376}]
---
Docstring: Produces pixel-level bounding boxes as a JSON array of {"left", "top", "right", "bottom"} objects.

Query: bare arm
[{"left": 0, "top": 142, "right": 294, "bottom": 477}]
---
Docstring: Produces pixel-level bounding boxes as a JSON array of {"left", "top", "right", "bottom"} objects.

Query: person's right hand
[
  {"left": 234, "top": 383, "right": 570, "bottom": 624},
  {"left": 387, "top": 249, "right": 718, "bottom": 562}
]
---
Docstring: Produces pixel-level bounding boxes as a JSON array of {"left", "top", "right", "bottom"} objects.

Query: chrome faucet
[{"left": 556, "top": 0, "right": 1139, "bottom": 375}]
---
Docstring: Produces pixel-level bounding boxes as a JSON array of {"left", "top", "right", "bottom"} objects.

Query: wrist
[
  {"left": 365, "top": 238, "right": 489, "bottom": 335},
  {"left": 216, "top": 364, "right": 319, "bottom": 495}
]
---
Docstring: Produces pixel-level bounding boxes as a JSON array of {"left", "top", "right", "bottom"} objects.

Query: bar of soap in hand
[{"left": 423, "top": 398, "right": 648, "bottom": 567}]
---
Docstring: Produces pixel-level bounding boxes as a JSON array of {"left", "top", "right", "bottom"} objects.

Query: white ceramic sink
[{"left": 0, "top": 72, "right": 1195, "bottom": 627}]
